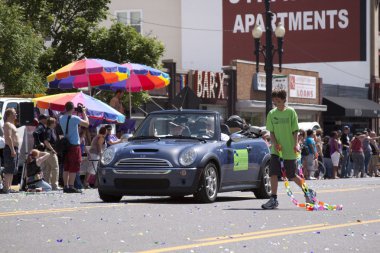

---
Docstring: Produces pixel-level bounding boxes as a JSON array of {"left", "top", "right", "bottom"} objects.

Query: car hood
[{"left": 109, "top": 139, "right": 208, "bottom": 167}]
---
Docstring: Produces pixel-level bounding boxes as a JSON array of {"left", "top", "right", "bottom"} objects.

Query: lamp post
[{"left": 252, "top": 0, "right": 285, "bottom": 116}]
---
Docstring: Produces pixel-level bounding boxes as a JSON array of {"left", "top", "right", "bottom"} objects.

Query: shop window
[
  {"left": 116, "top": 10, "right": 142, "bottom": 34},
  {"left": 239, "top": 112, "right": 265, "bottom": 127}
]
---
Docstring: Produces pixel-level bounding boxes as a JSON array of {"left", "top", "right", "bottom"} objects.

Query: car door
[{"left": 221, "top": 138, "right": 255, "bottom": 187}]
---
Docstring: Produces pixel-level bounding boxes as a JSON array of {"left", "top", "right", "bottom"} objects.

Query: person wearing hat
[{"left": 33, "top": 114, "right": 48, "bottom": 152}]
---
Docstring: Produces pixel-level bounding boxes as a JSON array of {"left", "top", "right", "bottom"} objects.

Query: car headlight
[
  {"left": 179, "top": 148, "right": 197, "bottom": 166},
  {"left": 101, "top": 148, "right": 116, "bottom": 165}
]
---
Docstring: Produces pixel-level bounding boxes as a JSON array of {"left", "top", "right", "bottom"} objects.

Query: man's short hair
[
  {"left": 4, "top": 108, "right": 15, "bottom": 120},
  {"left": 105, "top": 124, "right": 112, "bottom": 130},
  {"left": 65, "top": 102, "right": 74, "bottom": 112},
  {"left": 99, "top": 126, "right": 107, "bottom": 135},
  {"left": 306, "top": 129, "right": 314, "bottom": 136},
  {"left": 115, "top": 89, "right": 123, "bottom": 95},
  {"left": 47, "top": 117, "right": 56, "bottom": 127},
  {"left": 38, "top": 114, "right": 47, "bottom": 121},
  {"left": 272, "top": 89, "right": 287, "bottom": 100}
]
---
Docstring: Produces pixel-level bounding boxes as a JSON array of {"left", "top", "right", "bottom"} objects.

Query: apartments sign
[{"left": 223, "top": 0, "right": 366, "bottom": 65}]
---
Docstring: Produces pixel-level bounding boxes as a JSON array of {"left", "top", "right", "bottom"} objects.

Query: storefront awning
[
  {"left": 236, "top": 100, "right": 327, "bottom": 112},
  {"left": 323, "top": 96, "right": 380, "bottom": 117}
]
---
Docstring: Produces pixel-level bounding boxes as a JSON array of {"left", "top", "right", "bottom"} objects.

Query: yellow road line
[
  {"left": 235, "top": 185, "right": 380, "bottom": 199},
  {"left": 137, "top": 219, "right": 380, "bottom": 253},
  {"left": 195, "top": 223, "right": 327, "bottom": 242},
  {"left": 0, "top": 204, "right": 125, "bottom": 217},
  {"left": 281, "top": 185, "right": 380, "bottom": 195}
]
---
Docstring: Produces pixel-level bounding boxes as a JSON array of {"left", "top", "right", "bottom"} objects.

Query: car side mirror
[{"left": 230, "top": 133, "right": 244, "bottom": 143}]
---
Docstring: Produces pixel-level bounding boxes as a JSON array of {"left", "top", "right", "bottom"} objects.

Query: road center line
[
  {"left": 137, "top": 219, "right": 380, "bottom": 253},
  {"left": 0, "top": 204, "right": 126, "bottom": 217},
  {"left": 195, "top": 223, "right": 327, "bottom": 242}
]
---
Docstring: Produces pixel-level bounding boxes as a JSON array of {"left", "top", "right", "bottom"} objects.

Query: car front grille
[
  {"left": 115, "top": 158, "right": 173, "bottom": 168},
  {"left": 114, "top": 178, "right": 170, "bottom": 190}
]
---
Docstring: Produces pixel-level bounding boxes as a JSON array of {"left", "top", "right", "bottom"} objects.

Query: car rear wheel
[
  {"left": 193, "top": 163, "right": 219, "bottom": 203},
  {"left": 98, "top": 189, "right": 123, "bottom": 203},
  {"left": 253, "top": 163, "right": 271, "bottom": 199}
]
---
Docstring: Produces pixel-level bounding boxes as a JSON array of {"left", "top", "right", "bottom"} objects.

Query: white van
[
  {"left": 0, "top": 97, "right": 33, "bottom": 131},
  {"left": 298, "top": 122, "right": 321, "bottom": 131},
  {"left": 0, "top": 97, "right": 34, "bottom": 179}
]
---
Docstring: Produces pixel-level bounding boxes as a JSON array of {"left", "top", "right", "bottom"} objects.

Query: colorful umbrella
[
  {"left": 33, "top": 92, "right": 125, "bottom": 123},
  {"left": 47, "top": 58, "right": 129, "bottom": 89},
  {"left": 99, "top": 63, "right": 170, "bottom": 92},
  {"left": 98, "top": 63, "right": 170, "bottom": 116}
]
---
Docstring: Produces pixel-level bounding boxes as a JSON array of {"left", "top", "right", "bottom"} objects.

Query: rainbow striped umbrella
[
  {"left": 99, "top": 63, "right": 170, "bottom": 92},
  {"left": 98, "top": 63, "right": 170, "bottom": 116},
  {"left": 47, "top": 58, "right": 129, "bottom": 89},
  {"left": 33, "top": 92, "right": 125, "bottom": 123}
]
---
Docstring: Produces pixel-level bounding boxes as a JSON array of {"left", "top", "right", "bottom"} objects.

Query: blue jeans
[
  {"left": 364, "top": 152, "right": 371, "bottom": 175},
  {"left": 28, "top": 180, "right": 52, "bottom": 191},
  {"left": 323, "top": 158, "right": 333, "bottom": 178},
  {"left": 341, "top": 149, "right": 350, "bottom": 177},
  {"left": 74, "top": 172, "right": 83, "bottom": 189},
  {"left": 352, "top": 152, "right": 365, "bottom": 177}
]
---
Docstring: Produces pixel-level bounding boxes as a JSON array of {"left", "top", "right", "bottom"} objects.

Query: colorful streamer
[{"left": 279, "top": 151, "right": 343, "bottom": 211}]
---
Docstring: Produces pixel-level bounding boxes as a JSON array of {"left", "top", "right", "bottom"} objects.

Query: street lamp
[{"left": 252, "top": 1, "right": 285, "bottom": 116}]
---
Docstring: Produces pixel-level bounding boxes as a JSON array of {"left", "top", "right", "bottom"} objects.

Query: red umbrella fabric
[
  {"left": 99, "top": 63, "right": 170, "bottom": 92},
  {"left": 47, "top": 58, "right": 129, "bottom": 89}
]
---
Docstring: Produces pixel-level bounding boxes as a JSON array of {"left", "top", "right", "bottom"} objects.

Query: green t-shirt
[{"left": 266, "top": 107, "right": 299, "bottom": 160}]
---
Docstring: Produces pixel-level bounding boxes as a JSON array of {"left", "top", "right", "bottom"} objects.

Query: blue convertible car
[{"left": 97, "top": 109, "right": 272, "bottom": 203}]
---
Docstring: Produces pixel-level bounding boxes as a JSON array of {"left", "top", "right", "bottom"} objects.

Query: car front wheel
[
  {"left": 193, "top": 163, "right": 219, "bottom": 203},
  {"left": 253, "top": 163, "right": 271, "bottom": 199},
  {"left": 98, "top": 189, "right": 123, "bottom": 203}
]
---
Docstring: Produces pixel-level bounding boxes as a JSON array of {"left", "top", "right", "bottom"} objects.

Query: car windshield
[{"left": 134, "top": 113, "right": 217, "bottom": 140}]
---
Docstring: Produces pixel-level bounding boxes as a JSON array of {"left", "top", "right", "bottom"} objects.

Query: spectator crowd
[
  {"left": 297, "top": 126, "right": 380, "bottom": 180},
  {"left": 0, "top": 99, "right": 126, "bottom": 194}
]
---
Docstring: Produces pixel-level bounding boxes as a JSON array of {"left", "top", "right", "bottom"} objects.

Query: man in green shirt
[{"left": 262, "top": 89, "right": 316, "bottom": 209}]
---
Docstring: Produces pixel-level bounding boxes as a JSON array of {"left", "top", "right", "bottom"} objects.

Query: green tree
[
  {"left": 86, "top": 22, "right": 165, "bottom": 110},
  {"left": 84, "top": 22, "right": 165, "bottom": 68},
  {"left": 0, "top": 1, "right": 45, "bottom": 95},
  {"left": 6, "top": 0, "right": 111, "bottom": 75}
]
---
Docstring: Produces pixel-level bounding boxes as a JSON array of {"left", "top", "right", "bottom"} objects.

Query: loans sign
[
  {"left": 289, "top": 74, "right": 317, "bottom": 99},
  {"left": 223, "top": 0, "right": 366, "bottom": 65}
]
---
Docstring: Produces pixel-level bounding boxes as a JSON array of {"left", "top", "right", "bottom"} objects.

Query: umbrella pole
[
  {"left": 88, "top": 80, "right": 92, "bottom": 96},
  {"left": 129, "top": 88, "right": 132, "bottom": 118}
]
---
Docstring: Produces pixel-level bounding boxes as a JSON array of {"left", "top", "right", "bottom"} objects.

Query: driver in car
[{"left": 169, "top": 118, "right": 190, "bottom": 136}]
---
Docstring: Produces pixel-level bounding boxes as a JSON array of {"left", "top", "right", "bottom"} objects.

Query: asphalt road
[{"left": 1, "top": 178, "right": 380, "bottom": 253}]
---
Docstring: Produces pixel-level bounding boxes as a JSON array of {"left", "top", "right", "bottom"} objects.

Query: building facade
[{"left": 106, "top": 0, "right": 380, "bottom": 131}]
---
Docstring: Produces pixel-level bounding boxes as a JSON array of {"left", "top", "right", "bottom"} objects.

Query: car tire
[
  {"left": 193, "top": 163, "right": 219, "bottom": 203},
  {"left": 98, "top": 189, "right": 123, "bottom": 203},
  {"left": 253, "top": 163, "right": 271, "bottom": 199}
]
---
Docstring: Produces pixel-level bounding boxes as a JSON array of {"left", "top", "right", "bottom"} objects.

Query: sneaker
[
  {"left": 261, "top": 197, "right": 279, "bottom": 209},
  {"left": 0, "top": 189, "right": 9, "bottom": 194},
  {"left": 305, "top": 189, "right": 317, "bottom": 204},
  {"left": 63, "top": 187, "right": 82, "bottom": 194}
]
